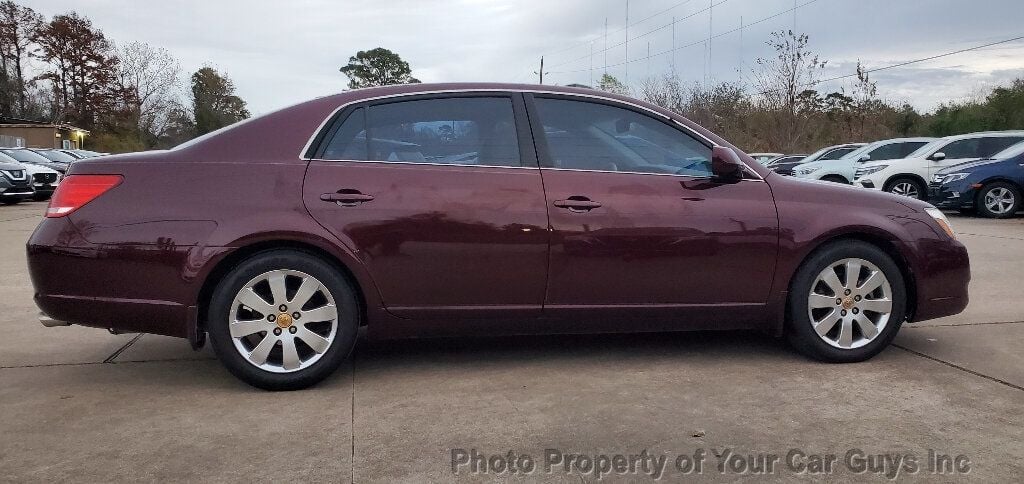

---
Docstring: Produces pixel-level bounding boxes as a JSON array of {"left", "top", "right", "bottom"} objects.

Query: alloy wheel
[
  {"left": 228, "top": 269, "right": 338, "bottom": 373},
  {"left": 984, "top": 187, "right": 1015, "bottom": 215},
  {"left": 807, "top": 258, "right": 893, "bottom": 349},
  {"left": 890, "top": 182, "right": 919, "bottom": 198}
]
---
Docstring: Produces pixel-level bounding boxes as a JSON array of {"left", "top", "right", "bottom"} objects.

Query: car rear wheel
[
  {"left": 786, "top": 240, "right": 906, "bottom": 363},
  {"left": 821, "top": 175, "right": 848, "bottom": 184},
  {"left": 976, "top": 182, "right": 1021, "bottom": 219},
  {"left": 884, "top": 178, "right": 926, "bottom": 200},
  {"left": 207, "top": 249, "right": 359, "bottom": 390}
]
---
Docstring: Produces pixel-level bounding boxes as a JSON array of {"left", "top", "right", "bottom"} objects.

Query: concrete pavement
[{"left": 1, "top": 201, "right": 1021, "bottom": 482}]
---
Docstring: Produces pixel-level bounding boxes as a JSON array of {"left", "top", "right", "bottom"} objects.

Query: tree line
[
  {"left": 603, "top": 30, "right": 1024, "bottom": 153},
  {"left": 0, "top": 1, "right": 249, "bottom": 151}
]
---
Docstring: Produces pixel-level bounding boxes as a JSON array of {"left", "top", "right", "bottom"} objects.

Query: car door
[
  {"left": 527, "top": 95, "right": 779, "bottom": 322},
  {"left": 302, "top": 94, "right": 549, "bottom": 319}
]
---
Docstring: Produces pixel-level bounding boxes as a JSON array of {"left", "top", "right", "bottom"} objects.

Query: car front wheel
[
  {"left": 885, "top": 178, "right": 926, "bottom": 200},
  {"left": 786, "top": 241, "right": 906, "bottom": 363},
  {"left": 976, "top": 182, "right": 1021, "bottom": 219},
  {"left": 207, "top": 249, "right": 359, "bottom": 390}
]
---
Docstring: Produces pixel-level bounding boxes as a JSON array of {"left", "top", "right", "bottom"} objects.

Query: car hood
[
  {"left": 19, "top": 163, "right": 59, "bottom": 175},
  {"left": 0, "top": 161, "right": 23, "bottom": 171}
]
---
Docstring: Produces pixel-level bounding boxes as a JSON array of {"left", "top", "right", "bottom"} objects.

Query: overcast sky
[{"left": 25, "top": 0, "right": 1024, "bottom": 114}]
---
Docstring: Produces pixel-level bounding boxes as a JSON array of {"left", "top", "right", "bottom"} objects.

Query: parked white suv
[
  {"left": 854, "top": 131, "right": 1024, "bottom": 199},
  {"left": 792, "top": 137, "right": 935, "bottom": 184}
]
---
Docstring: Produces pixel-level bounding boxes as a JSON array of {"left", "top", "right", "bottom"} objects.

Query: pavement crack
[
  {"left": 103, "top": 334, "right": 144, "bottom": 363},
  {"left": 893, "top": 344, "right": 1024, "bottom": 392}
]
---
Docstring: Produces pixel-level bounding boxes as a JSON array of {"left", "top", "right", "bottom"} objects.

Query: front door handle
[
  {"left": 321, "top": 190, "right": 374, "bottom": 206},
  {"left": 553, "top": 196, "right": 601, "bottom": 212}
]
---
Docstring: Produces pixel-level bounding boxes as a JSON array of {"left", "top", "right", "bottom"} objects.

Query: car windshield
[
  {"left": 839, "top": 142, "right": 879, "bottom": 161},
  {"left": 906, "top": 139, "right": 944, "bottom": 158},
  {"left": 990, "top": 139, "right": 1024, "bottom": 159},
  {"left": 34, "top": 150, "right": 76, "bottom": 163},
  {"left": 0, "top": 149, "right": 52, "bottom": 164},
  {"left": 0, "top": 151, "right": 18, "bottom": 163},
  {"left": 819, "top": 147, "right": 857, "bottom": 160}
]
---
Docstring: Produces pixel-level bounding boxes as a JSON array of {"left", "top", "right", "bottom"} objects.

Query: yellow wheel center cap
[
  {"left": 842, "top": 297, "right": 855, "bottom": 310},
  {"left": 276, "top": 313, "right": 293, "bottom": 328}
]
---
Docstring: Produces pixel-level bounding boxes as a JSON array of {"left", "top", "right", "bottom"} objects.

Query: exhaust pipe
[{"left": 39, "top": 313, "right": 71, "bottom": 327}]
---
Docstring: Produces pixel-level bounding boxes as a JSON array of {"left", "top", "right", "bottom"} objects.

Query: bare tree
[
  {"left": 0, "top": 1, "right": 43, "bottom": 116},
  {"left": 752, "top": 30, "right": 827, "bottom": 150},
  {"left": 117, "top": 41, "right": 181, "bottom": 139}
]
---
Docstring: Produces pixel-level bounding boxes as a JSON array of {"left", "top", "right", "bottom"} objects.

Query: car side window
[
  {"left": 867, "top": 143, "right": 902, "bottom": 161},
  {"left": 979, "top": 136, "right": 1024, "bottom": 157},
  {"left": 900, "top": 142, "right": 928, "bottom": 158},
  {"left": 321, "top": 108, "right": 369, "bottom": 160},
  {"left": 940, "top": 139, "right": 980, "bottom": 159},
  {"left": 533, "top": 97, "right": 712, "bottom": 177}
]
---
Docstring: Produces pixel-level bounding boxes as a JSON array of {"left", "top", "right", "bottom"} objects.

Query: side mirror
[
  {"left": 858, "top": 154, "right": 870, "bottom": 162},
  {"left": 711, "top": 146, "right": 745, "bottom": 181},
  {"left": 930, "top": 152, "right": 946, "bottom": 161}
]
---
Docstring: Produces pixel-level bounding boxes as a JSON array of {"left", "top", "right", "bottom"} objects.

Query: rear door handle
[
  {"left": 321, "top": 190, "right": 374, "bottom": 206},
  {"left": 553, "top": 196, "right": 601, "bottom": 212}
]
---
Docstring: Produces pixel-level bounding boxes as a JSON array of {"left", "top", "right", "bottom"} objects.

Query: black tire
[
  {"left": 32, "top": 194, "right": 51, "bottom": 202},
  {"left": 957, "top": 207, "right": 976, "bottom": 216},
  {"left": 786, "top": 240, "right": 906, "bottom": 363},
  {"left": 821, "top": 175, "right": 849, "bottom": 184},
  {"left": 975, "top": 182, "right": 1021, "bottom": 219},
  {"left": 207, "top": 249, "right": 359, "bottom": 391},
  {"left": 1, "top": 199, "right": 22, "bottom": 205},
  {"left": 884, "top": 177, "right": 927, "bottom": 200}
]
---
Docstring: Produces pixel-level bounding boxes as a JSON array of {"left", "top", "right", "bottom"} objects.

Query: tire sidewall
[
  {"left": 787, "top": 241, "right": 907, "bottom": 363},
  {"left": 207, "top": 249, "right": 359, "bottom": 390}
]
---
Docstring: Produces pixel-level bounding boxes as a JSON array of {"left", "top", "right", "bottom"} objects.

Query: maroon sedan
[{"left": 27, "top": 83, "right": 969, "bottom": 390}]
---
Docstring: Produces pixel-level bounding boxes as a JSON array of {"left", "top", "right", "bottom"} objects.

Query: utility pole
[
  {"left": 623, "top": 0, "right": 629, "bottom": 85},
  {"left": 534, "top": 56, "right": 549, "bottom": 84},
  {"left": 603, "top": 17, "right": 608, "bottom": 74},
  {"left": 671, "top": 15, "right": 676, "bottom": 74}
]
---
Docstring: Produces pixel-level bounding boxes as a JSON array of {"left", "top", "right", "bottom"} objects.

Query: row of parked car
[
  {"left": 752, "top": 130, "right": 1024, "bottom": 218},
  {"left": 0, "top": 148, "right": 101, "bottom": 205}
]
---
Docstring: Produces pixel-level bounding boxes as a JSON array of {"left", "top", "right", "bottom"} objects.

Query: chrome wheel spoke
[
  {"left": 809, "top": 294, "right": 837, "bottom": 309},
  {"left": 858, "top": 271, "right": 885, "bottom": 295},
  {"left": 281, "top": 337, "right": 301, "bottom": 371},
  {"left": 854, "top": 313, "right": 878, "bottom": 340},
  {"left": 291, "top": 277, "right": 320, "bottom": 308},
  {"left": 837, "top": 318, "right": 854, "bottom": 348},
  {"left": 844, "top": 260, "right": 862, "bottom": 289},
  {"left": 237, "top": 288, "right": 275, "bottom": 316},
  {"left": 268, "top": 272, "right": 288, "bottom": 307},
  {"left": 859, "top": 298, "right": 892, "bottom": 313},
  {"left": 814, "top": 310, "right": 841, "bottom": 337},
  {"left": 302, "top": 304, "right": 337, "bottom": 322},
  {"left": 230, "top": 318, "right": 271, "bottom": 338},
  {"left": 248, "top": 334, "right": 277, "bottom": 366},
  {"left": 295, "top": 326, "right": 331, "bottom": 354},
  {"left": 820, "top": 269, "right": 844, "bottom": 295}
]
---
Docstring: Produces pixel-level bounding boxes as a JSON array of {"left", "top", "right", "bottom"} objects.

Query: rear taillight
[{"left": 46, "top": 174, "right": 123, "bottom": 218}]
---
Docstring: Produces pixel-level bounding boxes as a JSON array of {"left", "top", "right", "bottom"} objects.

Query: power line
[
  {"left": 549, "top": 0, "right": 822, "bottom": 75},
  {"left": 755, "top": 34, "right": 1024, "bottom": 96},
  {"left": 540, "top": 0, "right": 696, "bottom": 60},
  {"left": 548, "top": 0, "right": 727, "bottom": 70}
]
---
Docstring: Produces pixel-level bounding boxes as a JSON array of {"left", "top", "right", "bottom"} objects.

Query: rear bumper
[{"left": 27, "top": 216, "right": 226, "bottom": 339}]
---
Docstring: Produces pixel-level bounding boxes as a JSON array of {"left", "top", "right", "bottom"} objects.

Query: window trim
[{"left": 305, "top": 91, "right": 538, "bottom": 169}]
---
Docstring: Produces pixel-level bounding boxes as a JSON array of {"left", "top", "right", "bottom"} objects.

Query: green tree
[
  {"left": 597, "top": 73, "right": 629, "bottom": 95},
  {"left": 191, "top": 66, "right": 249, "bottom": 135},
  {"left": 339, "top": 47, "right": 419, "bottom": 89}
]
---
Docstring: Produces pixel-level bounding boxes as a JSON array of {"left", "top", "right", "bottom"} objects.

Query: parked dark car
[
  {"left": 0, "top": 159, "right": 34, "bottom": 204},
  {"left": 28, "top": 83, "right": 970, "bottom": 390},
  {"left": 0, "top": 148, "right": 69, "bottom": 174},
  {"left": 31, "top": 148, "right": 78, "bottom": 165},
  {"left": 929, "top": 141, "right": 1024, "bottom": 218},
  {"left": 766, "top": 154, "right": 809, "bottom": 175}
]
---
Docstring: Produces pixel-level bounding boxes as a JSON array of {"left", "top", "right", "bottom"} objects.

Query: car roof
[{"left": 940, "top": 131, "right": 1024, "bottom": 141}]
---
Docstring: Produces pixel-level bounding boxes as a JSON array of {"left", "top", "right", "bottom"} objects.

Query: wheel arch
[
  {"left": 194, "top": 239, "right": 372, "bottom": 348},
  {"left": 779, "top": 231, "right": 917, "bottom": 336}
]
